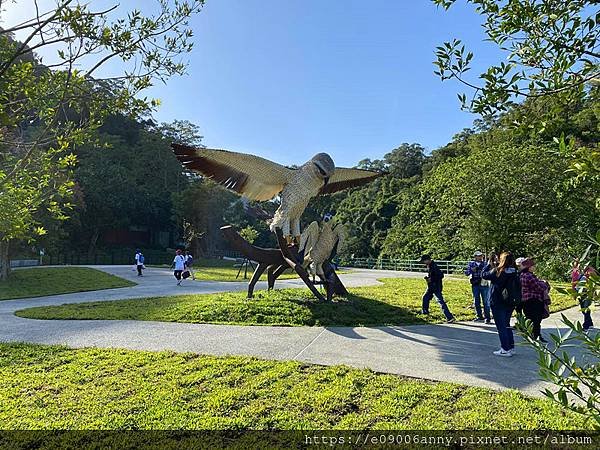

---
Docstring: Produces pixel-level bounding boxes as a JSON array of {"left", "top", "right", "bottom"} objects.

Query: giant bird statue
[{"left": 172, "top": 144, "right": 384, "bottom": 241}]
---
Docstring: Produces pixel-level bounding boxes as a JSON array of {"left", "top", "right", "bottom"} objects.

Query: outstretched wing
[
  {"left": 319, "top": 167, "right": 386, "bottom": 195},
  {"left": 172, "top": 144, "right": 293, "bottom": 201},
  {"left": 299, "top": 221, "right": 320, "bottom": 257}
]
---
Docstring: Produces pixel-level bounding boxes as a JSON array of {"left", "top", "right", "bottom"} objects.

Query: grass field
[
  {"left": 16, "top": 278, "right": 577, "bottom": 326},
  {"left": 0, "top": 343, "right": 587, "bottom": 430},
  {"left": 152, "top": 258, "right": 302, "bottom": 282},
  {"left": 0, "top": 267, "right": 135, "bottom": 301}
]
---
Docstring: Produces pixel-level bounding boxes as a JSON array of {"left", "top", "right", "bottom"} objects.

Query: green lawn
[
  {"left": 152, "top": 258, "right": 302, "bottom": 282},
  {"left": 0, "top": 343, "right": 587, "bottom": 430},
  {"left": 0, "top": 267, "right": 135, "bottom": 301},
  {"left": 15, "top": 278, "right": 577, "bottom": 326}
]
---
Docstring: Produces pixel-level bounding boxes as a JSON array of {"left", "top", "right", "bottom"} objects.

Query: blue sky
[
  {"left": 4, "top": 0, "right": 504, "bottom": 167},
  {"left": 147, "top": 0, "right": 504, "bottom": 166}
]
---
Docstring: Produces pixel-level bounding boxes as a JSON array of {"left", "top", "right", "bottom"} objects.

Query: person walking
[
  {"left": 571, "top": 258, "right": 581, "bottom": 289},
  {"left": 465, "top": 251, "right": 490, "bottom": 322},
  {"left": 519, "top": 258, "right": 549, "bottom": 343},
  {"left": 483, "top": 251, "right": 520, "bottom": 357},
  {"left": 134, "top": 249, "right": 145, "bottom": 277},
  {"left": 171, "top": 249, "right": 186, "bottom": 286},
  {"left": 576, "top": 265, "right": 596, "bottom": 332},
  {"left": 185, "top": 250, "right": 196, "bottom": 280},
  {"left": 419, "top": 254, "right": 455, "bottom": 323}
]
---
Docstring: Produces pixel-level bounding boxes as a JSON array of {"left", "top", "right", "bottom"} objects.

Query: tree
[
  {"left": 335, "top": 144, "right": 427, "bottom": 258},
  {"left": 171, "top": 180, "right": 237, "bottom": 256},
  {"left": 517, "top": 234, "right": 600, "bottom": 428},
  {"left": 70, "top": 119, "right": 188, "bottom": 256},
  {"left": 432, "top": 0, "right": 600, "bottom": 116},
  {"left": 0, "top": 0, "right": 203, "bottom": 279}
]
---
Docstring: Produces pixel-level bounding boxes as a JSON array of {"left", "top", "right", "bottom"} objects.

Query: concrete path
[{"left": 1, "top": 266, "right": 598, "bottom": 398}]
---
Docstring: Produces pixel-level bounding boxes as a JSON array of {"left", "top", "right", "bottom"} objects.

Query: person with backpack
[
  {"left": 465, "top": 250, "right": 490, "bottom": 323},
  {"left": 134, "top": 249, "right": 145, "bottom": 277},
  {"left": 482, "top": 251, "right": 520, "bottom": 357},
  {"left": 519, "top": 258, "right": 550, "bottom": 343},
  {"left": 171, "top": 249, "right": 187, "bottom": 286},
  {"left": 184, "top": 250, "right": 196, "bottom": 281},
  {"left": 419, "top": 254, "right": 456, "bottom": 323}
]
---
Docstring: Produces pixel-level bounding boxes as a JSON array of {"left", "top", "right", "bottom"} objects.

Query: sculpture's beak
[{"left": 324, "top": 176, "right": 329, "bottom": 186}]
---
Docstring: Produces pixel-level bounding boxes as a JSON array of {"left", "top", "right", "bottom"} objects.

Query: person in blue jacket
[{"left": 465, "top": 250, "right": 490, "bottom": 322}]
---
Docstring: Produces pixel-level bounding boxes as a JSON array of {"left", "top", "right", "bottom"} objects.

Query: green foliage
[
  {"left": 432, "top": 0, "right": 600, "bottom": 116},
  {"left": 0, "top": 267, "right": 134, "bottom": 300},
  {"left": 384, "top": 142, "right": 579, "bottom": 259},
  {"left": 16, "top": 278, "right": 576, "bottom": 326},
  {"left": 239, "top": 226, "right": 259, "bottom": 244},
  {"left": 517, "top": 313, "right": 600, "bottom": 429},
  {"left": 0, "top": 343, "right": 590, "bottom": 430},
  {"left": 66, "top": 119, "right": 189, "bottom": 254},
  {"left": 334, "top": 144, "right": 427, "bottom": 257},
  {"left": 171, "top": 180, "right": 238, "bottom": 256},
  {"left": 517, "top": 235, "right": 600, "bottom": 427},
  {"left": 0, "top": 1, "right": 203, "bottom": 278}
]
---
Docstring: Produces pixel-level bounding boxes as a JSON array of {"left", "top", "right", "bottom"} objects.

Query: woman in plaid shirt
[{"left": 520, "top": 258, "right": 550, "bottom": 343}]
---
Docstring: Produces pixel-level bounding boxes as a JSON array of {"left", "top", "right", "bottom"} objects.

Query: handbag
[{"left": 542, "top": 290, "right": 551, "bottom": 319}]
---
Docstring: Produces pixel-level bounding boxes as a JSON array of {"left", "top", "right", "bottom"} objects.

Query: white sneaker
[
  {"left": 509, "top": 348, "right": 516, "bottom": 355},
  {"left": 493, "top": 349, "right": 513, "bottom": 357}
]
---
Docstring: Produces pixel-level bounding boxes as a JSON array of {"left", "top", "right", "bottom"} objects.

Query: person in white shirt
[
  {"left": 171, "top": 249, "right": 186, "bottom": 285},
  {"left": 134, "top": 249, "right": 144, "bottom": 277}
]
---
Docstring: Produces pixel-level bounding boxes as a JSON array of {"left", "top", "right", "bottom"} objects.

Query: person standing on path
[
  {"left": 576, "top": 264, "right": 596, "bottom": 332},
  {"left": 420, "top": 254, "right": 455, "bottom": 323},
  {"left": 571, "top": 258, "right": 581, "bottom": 289},
  {"left": 514, "top": 257, "right": 527, "bottom": 316},
  {"left": 171, "top": 249, "right": 186, "bottom": 286},
  {"left": 519, "top": 258, "right": 549, "bottom": 343},
  {"left": 483, "top": 252, "right": 520, "bottom": 357},
  {"left": 465, "top": 251, "right": 490, "bottom": 322},
  {"left": 134, "top": 249, "right": 145, "bottom": 277}
]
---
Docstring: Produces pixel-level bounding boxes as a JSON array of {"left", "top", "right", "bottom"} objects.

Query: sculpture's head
[{"left": 310, "top": 153, "right": 335, "bottom": 182}]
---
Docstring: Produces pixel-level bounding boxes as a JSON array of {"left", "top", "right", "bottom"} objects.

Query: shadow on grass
[{"left": 286, "top": 292, "right": 430, "bottom": 327}]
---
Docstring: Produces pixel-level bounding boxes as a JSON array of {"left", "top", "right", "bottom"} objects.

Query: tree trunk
[
  {"left": 0, "top": 240, "right": 10, "bottom": 281},
  {"left": 87, "top": 228, "right": 99, "bottom": 260}
]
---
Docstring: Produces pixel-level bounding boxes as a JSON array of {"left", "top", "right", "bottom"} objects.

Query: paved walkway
[{"left": 1, "top": 266, "right": 598, "bottom": 398}]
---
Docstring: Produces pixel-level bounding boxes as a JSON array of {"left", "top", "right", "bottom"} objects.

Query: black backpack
[{"left": 501, "top": 272, "right": 522, "bottom": 308}]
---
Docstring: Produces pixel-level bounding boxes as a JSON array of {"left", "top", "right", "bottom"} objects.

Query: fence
[
  {"left": 338, "top": 257, "right": 469, "bottom": 275},
  {"left": 40, "top": 249, "right": 244, "bottom": 267},
  {"left": 33, "top": 251, "right": 467, "bottom": 275},
  {"left": 42, "top": 250, "right": 173, "bottom": 267},
  {"left": 10, "top": 259, "right": 40, "bottom": 268}
]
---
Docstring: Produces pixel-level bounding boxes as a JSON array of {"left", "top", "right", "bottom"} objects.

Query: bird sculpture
[
  {"left": 172, "top": 144, "right": 384, "bottom": 241},
  {"left": 299, "top": 213, "right": 345, "bottom": 281}
]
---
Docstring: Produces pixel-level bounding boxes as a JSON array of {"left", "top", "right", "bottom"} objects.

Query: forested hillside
[
  {"left": 33, "top": 87, "right": 600, "bottom": 280},
  {"left": 332, "top": 89, "right": 600, "bottom": 278}
]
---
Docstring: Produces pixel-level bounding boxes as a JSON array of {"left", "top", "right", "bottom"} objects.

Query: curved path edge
[{"left": 1, "top": 266, "right": 597, "bottom": 398}]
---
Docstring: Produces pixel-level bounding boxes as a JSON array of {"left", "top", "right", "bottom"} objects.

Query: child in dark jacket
[{"left": 419, "top": 254, "right": 455, "bottom": 323}]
